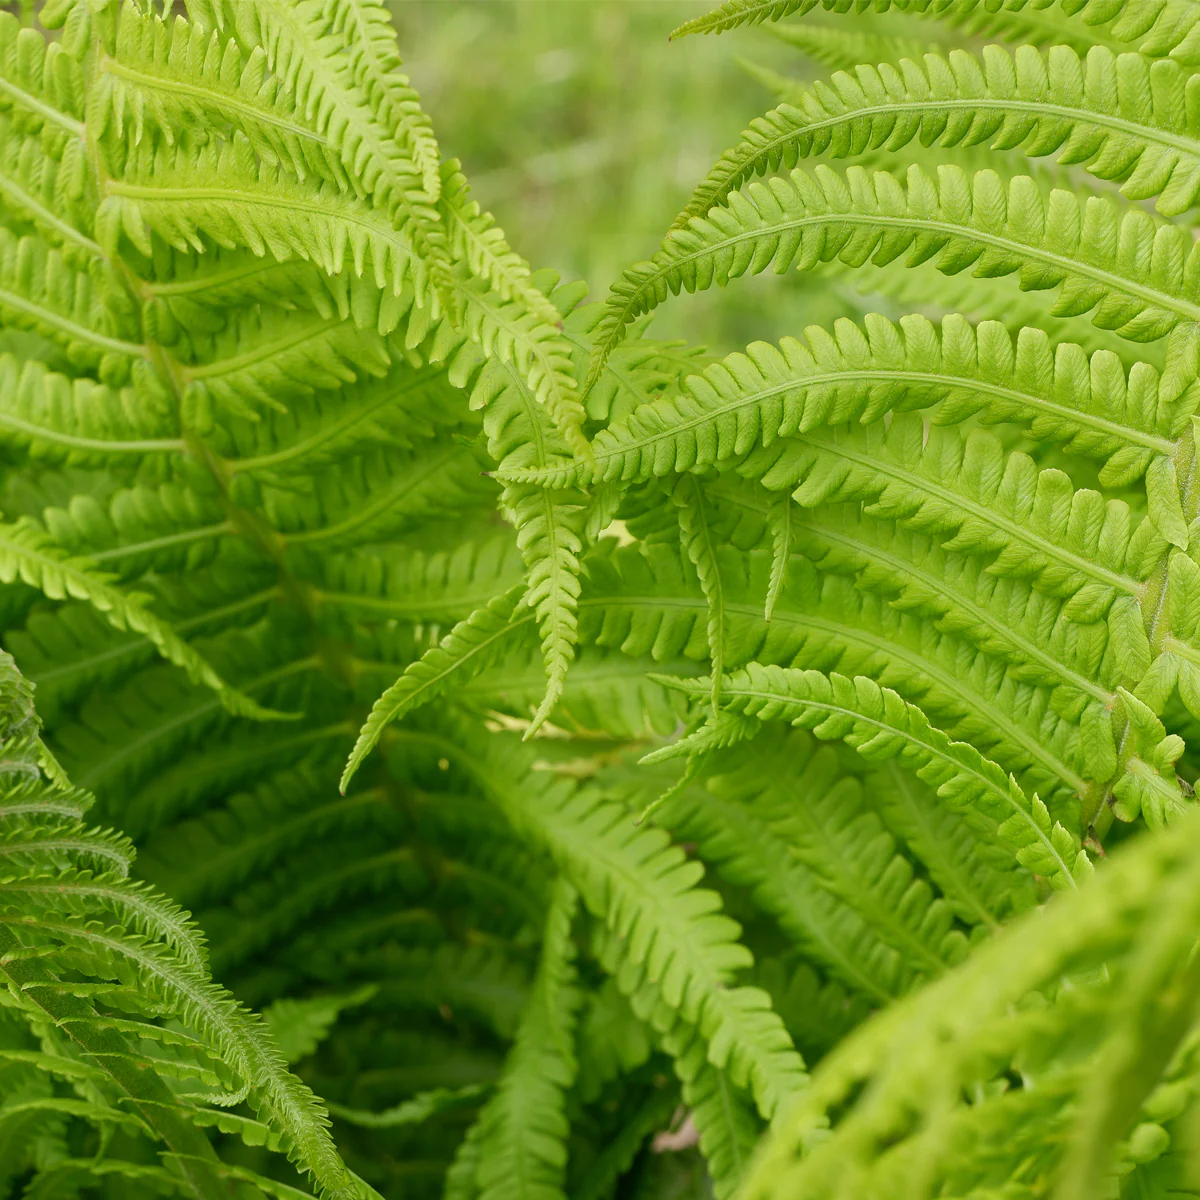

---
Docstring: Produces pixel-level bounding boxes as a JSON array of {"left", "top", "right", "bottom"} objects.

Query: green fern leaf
[
  {"left": 341, "top": 586, "right": 528, "bottom": 790},
  {"left": 589, "top": 162, "right": 1200, "bottom": 386},
  {"left": 471, "top": 878, "right": 581, "bottom": 1200},
  {"left": 657, "top": 664, "right": 1092, "bottom": 887},
  {"left": 670, "top": 0, "right": 1190, "bottom": 45},
  {"left": 677, "top": 44, "right": 1200, "bottom": 228},
  {"left": 0, "top": 518, "right": 276, "bottom": 719}
]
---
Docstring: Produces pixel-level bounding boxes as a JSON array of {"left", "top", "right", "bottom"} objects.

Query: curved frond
[
  {"left": 341, "top": 586, "right": 529, "bottom": 790},
  {"left": 0, "top": 518, "right": 274, "bottom": 719},
  {"left": 589, "top": 162, "right": 1200, "bottom": 385},
  {"left": 670, "top": 0, "right": 1192, "bottom": 47},
  {"left": 678, "top": 44, "right": 1200, "bottom": 226},
  {"left": 740, "top": 805, "right": 1200, "bottom": 1200},
  {"left": 658, "top": 664, "right": 1091, "bottom": 887}
]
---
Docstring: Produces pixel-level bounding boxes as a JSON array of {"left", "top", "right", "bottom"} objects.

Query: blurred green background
[{"left": 389, "top": 0, "right": 845, "bottom": 353}]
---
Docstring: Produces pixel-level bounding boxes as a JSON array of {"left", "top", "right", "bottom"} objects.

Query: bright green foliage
[
  {"left": 5, "top": 0, "right": 1200, "bottom": 1198},
  {"left": 679, "top": 42, "right": 1200, "bottom": 223},
  {"left": 0, "top": 647, "right": 360, "bottom": 1200},
  {"left": 653, "top": 665, "right": 1093, "bottom": 888},
  {"left": 740, "top": 801, "right": 1200, "bottom": 1200}
]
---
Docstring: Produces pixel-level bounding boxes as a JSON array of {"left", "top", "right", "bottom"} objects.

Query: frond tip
[{"left": 341, "top": 586, "right": 530, "bottom": 790}]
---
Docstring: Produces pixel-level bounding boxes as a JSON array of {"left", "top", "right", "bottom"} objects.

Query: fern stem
[
  {"left": 0, "top": 76, "right": 84, "bottom": 137},
  {"left": 0, "top": 284, "right": 144, "bottom": 356}
]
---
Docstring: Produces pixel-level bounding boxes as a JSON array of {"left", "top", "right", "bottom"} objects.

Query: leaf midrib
[
  {"left": 607, "top": 200, "right": 1200, "bottom": 361},
  {"left": 713, "top": 90, "right": 1200, "bottom": 205}
]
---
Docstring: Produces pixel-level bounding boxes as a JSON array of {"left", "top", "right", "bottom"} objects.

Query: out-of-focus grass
[{"left": 390, "top": 1, "right": 852, "bottom": 352}]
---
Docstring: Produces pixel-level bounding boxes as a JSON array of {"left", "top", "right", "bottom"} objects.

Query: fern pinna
[{"left": 4, "top": 0, "right": 1200, "bottom": 1197}]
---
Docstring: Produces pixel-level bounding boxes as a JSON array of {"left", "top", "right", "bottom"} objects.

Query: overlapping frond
[
  {"left": 670, "top": 0, "right": 1196, "bottom": 48},
  {"left": 0, "top": 650, "right": 361, "bottom": 1200},
  {"left": 7, "top": 0, "right": 1200, "bottom": 1196},
  {"left": 435, "top": 717, "right": 809, "bottom": 1124},
  {"left": 515, "top": 313, "right": 1194, "bottom": 492},
  {"left": 341, "top": 587, "right": 528, "bottom": 791},
  {"left": 741, "top": 803, "right": 1200, "bottom": 1200},
  {"left": 658, "top": 665, "right": 1092, "bottom": 887},
  {"left": 679, "top": 43, "right": 1200, "bottom": 225},
  {"left": 99, "top": 4, "right": 345, "bottom": 186},
  {"left": 589, "top": 162, "right": 1200, "bottom": 385},
  {"left": 0, "top": 517, "right": 273, "bottom": 719},
  {"left": 466, "top": 878, "right": 581, "bottom": 1200}
]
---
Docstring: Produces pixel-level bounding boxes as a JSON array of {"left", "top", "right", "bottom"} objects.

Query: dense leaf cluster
[{"left": 3, "top": 0, "right": 1200, "bottom": 1198}]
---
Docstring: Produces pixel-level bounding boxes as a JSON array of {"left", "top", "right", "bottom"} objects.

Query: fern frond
[
  {"left": 0, "top": 518, "right": 275, "bottom": 719},
  {"left": 764, "top": 20, "right": 935, "bottom": 73},
  {"left": 456, "top": 279, "right": 590, "bottom": 459},
  {"left": 500, "top": 482, "right": 585, "bottom": 735},
  {"left": 0, "top": 816, "right": 133, "bottom": 876},
  {"left": 105, "top": 144, "right": 587, "bottom": 452},
  {"left": 477, "top": 325, "right": 594, "bottom": 733},
  {"left": 439, "top": 720, "right": 809, "bottom": 1124},
  {"left": 667, "top": 731, "right": 976, "bottom": 972},
  {"left": 0, "top": 229, "right": 141, "bottom": 379},
  {"left": 739, "top": 805, "right": 1200, "bottom": 1200},
  {"left": 315, "top": 0, "right": 442, "bottom": 199},
  {"left": 313, "top": 534, "right": 523, "bottom": 626},
  {"left": 678, "top": 45, "right": 1200, "bottom": 228},
  {"left": 579, "top": 541, "right": 1090, "bottom": 798},
  {"left": 9, "top": 911, "right": 356, "bottom": 1194},
  {"left": 0, "top": 661, "right": 360, "bottom": 1200},
  {"left": 340, "top": 586, "right": 529, "bottom": 791},
  {"left": 0, "top": 871, "right": 207, "bottom": 970},
  {"left": 515, "top": 313, "right": 1192, "bottom": 492},
  {"left": 5, "top": 581, "right": 271, "bottom": 726},
  {"left": 0, "top": 11, "right": 87, "bottom": 145},
  {"left": 53, "top": 635, "right": 315, "bottom": 798},
  {"left": 439, "top": 165, "right": 562, "bottom": 329},
  {"left": 9, "top": 2, "right": 1197, "bottom": 1195},
  {"left": 866, "top": 760, "right": 1037, "bottom": 928},
  {"left": 99, "top": 5, "right": 344, "bottom": 186},
  {"left": 670, "top": 0, "right": 1192, "bottom": 46},
  {"left": 470, "top": 877, "right": 581, "bottom": 1200},
  {"left": 659, "top": 664, "right": 1091, "bottom": 887},
  {"left": 745, "top": 414, "right": 1155, "bottom": 620},
  {"left": 754, "top": 497, "right": 1114, "bottom": 710},
  {"left": 221, "top": 358, "right": 464, "bottom": 477},
  {"left": 271, "top": 441, "right": 493, "bottom": 549},
  {"left": 672, "top": 476, "right": 727, "bottom": 713},
  {"left": 180, "top": 0, "right": 453, "bottom": 292},
  {"left": 0, "top": 354, "right": 183, "bottom": 464},
  {"left": 589, "top": 163, "right": 1200, "bottom": 385},
  {"left": 826, "top": 251, "right": 1157, "bottom": 367},
  {"left": 655, "top": 746, "right": 923, "bottom": 999},
  {"left": 138, "top": 768, "right": 387, "bottom": 908},
  {"left": 177, "top": 307, "right": 392, "bottom": 424},
  {"left": 591, "top": 924, "right": 762, "bottom": 1198},
  {"left": 0, "top": 115, "right": 94, "bottom": 259},
  {"left": 99, "top": 136, "right": 431, "bottom": 306}
]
